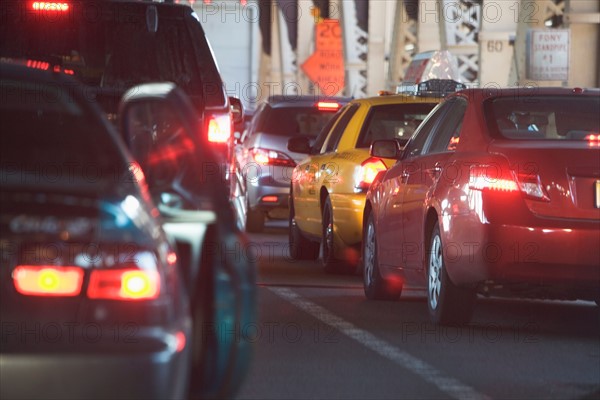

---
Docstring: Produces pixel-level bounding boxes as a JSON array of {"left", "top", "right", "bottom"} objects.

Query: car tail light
[
  {"left": 585, "top": 134, "right": 600, "bottom": 147},
  {"left": 355, "top": 157, "right": 387, "bottom": 191},
  {"left": 13, "top": 265, "right": 83, "bottom": 297},
  {"left": 469, "top": 166, "right": 518, "bottom": 192},
  {"left": 207, "top": 114, "right": 232, "bottom": 143},
  {"left": 316, "top": 101, "right": 341, "bottom": 112},
  {"left": 88, "top": 269, "right": 160, "bottom": 300},
  {"left": 261, "top": 195, "right": 278, "bottom": 203},
  {"left": 469, "top": 165, "right": 548, "bottom": 201},
  {"left": 175, "top": 331, "right": 186, "bottom": 352},
  {"left": 516, "top": 173, "right": 549, "bottom": 201},
  {"left": 251, "top": 148, "right": 296, "bottom": 167}
]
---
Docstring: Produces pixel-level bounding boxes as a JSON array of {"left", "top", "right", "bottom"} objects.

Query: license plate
[{"left": 596, "top": 180, "right": 600, "bottom": 208}]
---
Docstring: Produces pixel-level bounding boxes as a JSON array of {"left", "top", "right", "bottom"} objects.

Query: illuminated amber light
[{"left": 13, "top": 265, "right": 83, "bottom": 296}]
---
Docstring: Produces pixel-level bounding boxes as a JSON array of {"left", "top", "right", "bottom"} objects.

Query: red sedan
[{"left": 363, "top": 87, "right": 600, "bottom": 325}]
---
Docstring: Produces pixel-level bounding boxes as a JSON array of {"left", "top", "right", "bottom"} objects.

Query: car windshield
[
  {"left": 486, "top": 96, "right": 600, "bottom": 140},
  {"left": 257, "top": 106, "right": 338, "bottom": 138},
  {"left": 355, "top": 103, "right": 436, "bottom": 148},
  {"left": 0, "top": 78, "right": 127, "bottom": 186}
]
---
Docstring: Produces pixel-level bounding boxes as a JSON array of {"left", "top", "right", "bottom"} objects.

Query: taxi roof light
[{"left": 396, "top": 79, "right": 465, "bottom": 97}]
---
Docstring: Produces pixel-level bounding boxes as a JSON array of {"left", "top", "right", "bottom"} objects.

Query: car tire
[
  {"left": 321, "top": 196, "right": 344, "bottom": 273},
  {"left": 289, "top": 196, "right": 319, "bottom": 260},
  {"left": 363, "top": 212, "right": 402, "bottom": 300},
  {"left": 245, "top": 206, "right": 264, "bottom": 233},
  {"left": 427, "top": 223, "right": 476, "bottom": 325}
]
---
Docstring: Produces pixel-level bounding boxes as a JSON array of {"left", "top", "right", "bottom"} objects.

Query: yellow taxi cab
[{"left": 287, "top": 80, "right": 464, "bottom": 272}]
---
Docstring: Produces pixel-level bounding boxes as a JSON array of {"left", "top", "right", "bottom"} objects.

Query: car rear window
[
  {"left": 0, "top": 1, "right": 224, "bottom": 109},
  {"left": 356, "top": 103, "right": 437, "bottom": 148},
  {"left": 0, "top": 78, "right": 126, "bottom": 184},
  {"left": 486, "top": 96, "right": 600, "bottom": 141},
  {"left": 256, "top": 106, "right": 339, "bottom": 138}
]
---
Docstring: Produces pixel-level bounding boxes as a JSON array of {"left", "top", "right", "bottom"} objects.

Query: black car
[{"left": 0, "top": 62, "right": 254, "bottom": 399}]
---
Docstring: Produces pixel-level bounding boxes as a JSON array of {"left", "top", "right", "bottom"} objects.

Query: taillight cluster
[
  {"left": 355, "top": 157, "right": 387, "bottom": 192},
  {"left": 585, "top": 134, "right": 600, "bottom": 147},
  {"left": 207, "top": 113, "right": 232, "bottom": 144},
  {"left": 13, "top": 266, "right": 83, "bottom": 297},
  {"left": 13, "top": 265, "right": 161, "bottom": 300},
  {"left": 468, "top": 165, "right": 549, "bottom": 201},
  {"left": 251, "top": 148, "right": 296, "bottom": 167}
]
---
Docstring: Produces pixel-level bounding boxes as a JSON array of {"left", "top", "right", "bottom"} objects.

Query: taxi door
[{"left": 294, "top": 104, "right": 359, "bottom": 236}]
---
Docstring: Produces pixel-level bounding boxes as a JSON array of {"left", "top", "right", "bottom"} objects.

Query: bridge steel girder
[{"left": 387, "top": 0, "right": 418, "bottom": 89}]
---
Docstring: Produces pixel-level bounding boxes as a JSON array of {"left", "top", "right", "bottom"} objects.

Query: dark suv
[{"left": 0, "top": 0, "right": 233, "bottom": 163}]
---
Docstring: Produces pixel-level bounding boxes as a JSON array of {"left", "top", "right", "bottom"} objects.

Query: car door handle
[
  {"left": 429, "top": 163, "right": 442, "bottom": 178},
  {"left": 400, "top": 171, "right": 409, "bottom": 183}
]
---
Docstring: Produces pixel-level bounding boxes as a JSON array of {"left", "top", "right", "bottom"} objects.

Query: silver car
[{"left": 233, "top": 96, "right": 350, "bottom": 232}]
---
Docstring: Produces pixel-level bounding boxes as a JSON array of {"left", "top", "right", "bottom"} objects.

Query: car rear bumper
[
  {"left": 246, "top": 175, "right": 290, "bottom": 211},
  {"left": 0, "top": 327, "right": 191, "bottom": 400},
  {"left": 445, "top": 215, "right": 600, "bottom": 296}
]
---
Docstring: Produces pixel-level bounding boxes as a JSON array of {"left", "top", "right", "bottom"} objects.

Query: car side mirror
[
  {"left": 370, "top": 139, "right": 402, "bottom": 159},
  {"left": 229, "top": 96, "right": 244, "bottom": 125},
  {"left": 119, "top": 82, "right": 201, "bottom": 198},
  {"left": 288, "top": 136, "right": 311, "bottom": 154}
]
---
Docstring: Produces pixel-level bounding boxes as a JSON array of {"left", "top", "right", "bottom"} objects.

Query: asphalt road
[{"left": 236, "top": 221, "right": 600, "bottom": 400}]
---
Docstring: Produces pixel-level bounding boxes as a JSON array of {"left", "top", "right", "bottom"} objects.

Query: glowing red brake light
[
  {"left": 469, "top": 165, "right": 548, "bottom": 200},
  {"left": 167, "top": 251, "right": 177, "bottom": 266},
  {"left": 207, "top": 114, "right": 232, "bottom": 143},
  {"left": 585, "top": 134, "right": 600, "bottom": 147},
  {"left": 175, "top": 331, "right": 186, "bottom": 352},
  {"left": 88, "top": 269, "right": 160, "bottom": 300},
  {"left": 13, "top": 265, "right": 83, "bottom": 297},
  {"left": 251, "top": 148, "right": 296, "bottom": 167},
  {"left": 32, "top": 2, "right": 69, "bottom": 11},
  {"left": 355, "top": 157, "right": 387, "bottom": 191},
  {"left": 316, "top": 102, "right": 340, "bottom": 112},
  {"left": 26, "top": 59, "right": 50, "bottom": 71},
  {"left": 469, "top": 166, "right": 518, "bottom": 192}
]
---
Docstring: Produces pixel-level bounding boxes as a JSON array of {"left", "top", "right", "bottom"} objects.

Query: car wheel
[
  {"left": 289, "top": 196, "right": 319, "bottom": 260},
  {"left": 363, "top": 212, "right": 402, "bottom": 300},
  {"left": 427, "top": 223, "right": 476, "bottom": 325},
  {"left": 245, "top": 204, "right": 265, "bottom": 233},
  {"left": 321, "top": 196, "right": 343, "bottom": 273}
]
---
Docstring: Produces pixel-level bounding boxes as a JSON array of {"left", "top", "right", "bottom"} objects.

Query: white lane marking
[{"left": 268, "top": 287, "right": 490, "bottom": 400}]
